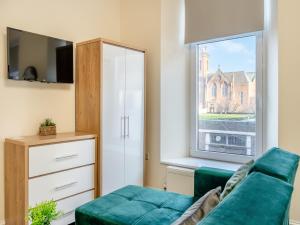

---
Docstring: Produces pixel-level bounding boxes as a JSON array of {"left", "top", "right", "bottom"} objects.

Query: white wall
[
  {"left": 160, "top": 0, "right": 190, "bottom": 161},
  {"left": 263, "top": 0, "right": 278, "bottom": 150},
  {"left": 0, "top": 0, "right": 121, "bottom": 221}
]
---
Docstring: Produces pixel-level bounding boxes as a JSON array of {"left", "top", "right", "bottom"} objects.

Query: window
[
  {"left": 222, "top": 83, "right": 228, "bottom": 97},
  {"left": 191, "top": 33, "right": 263, "bottom": 163},
  {"left": 211, "top": 83, "right": 217, "bottom": 97},
  {"left": 240, "top": 92, "right": 244, "bottom": 105}
]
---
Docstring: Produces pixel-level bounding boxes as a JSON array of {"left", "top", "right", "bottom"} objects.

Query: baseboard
[{"left": 290, "top": 220, "right": 300, "bottom": 225}]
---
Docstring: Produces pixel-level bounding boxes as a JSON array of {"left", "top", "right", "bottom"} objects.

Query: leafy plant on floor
[
  {"left": 27, "top": 200, "right": 62, "bottom": 225},
  {"left": 40, "top": 118, "right": 56, "bottom": 127}
]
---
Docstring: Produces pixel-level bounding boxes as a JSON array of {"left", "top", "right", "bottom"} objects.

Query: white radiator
[{"left": 166, "top": 166, "right": 194, "bottom": 195}]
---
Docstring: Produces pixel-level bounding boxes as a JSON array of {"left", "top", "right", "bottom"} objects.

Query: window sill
[{"left": 161, "top": 157, "right": 242, "bottom": 171}]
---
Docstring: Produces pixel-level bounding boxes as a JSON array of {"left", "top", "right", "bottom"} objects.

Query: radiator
[{"left": 166, "top": 166, "right": 194, "bottom": 195}]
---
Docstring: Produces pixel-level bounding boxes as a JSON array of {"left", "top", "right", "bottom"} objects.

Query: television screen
[{"left": 7, "top": 27, "right": 73, "bottom": 83}]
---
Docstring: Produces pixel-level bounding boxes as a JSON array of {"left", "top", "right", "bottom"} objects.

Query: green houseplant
[
  {"left": 39, "top": 118, "right": 56, "bottom": 136},
  {"left": 27, "top": 200, "right": 62, "bottom": 225}
]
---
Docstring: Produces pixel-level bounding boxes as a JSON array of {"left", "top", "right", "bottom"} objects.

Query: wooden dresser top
[{"left": 5, "top": 132, "right": 96, "bottom": 146}]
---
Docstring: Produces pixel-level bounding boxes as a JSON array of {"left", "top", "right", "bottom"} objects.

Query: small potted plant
[
  {"left": 27, "top": 200, "right": 62, "bottom": 225},
  {"left": 39, "top": 118, "right": 56, "bottom": 136}
]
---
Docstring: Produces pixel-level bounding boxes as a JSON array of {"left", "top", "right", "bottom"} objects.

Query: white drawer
[
  {"left": 29, "top": 165, "right": 94, "bottom": 206},
  {"left": 52, "top": 190, "right": 94, "bottom": 225},
  {"left": 29, "top": 139, "right": 95, "bottom": 177}
]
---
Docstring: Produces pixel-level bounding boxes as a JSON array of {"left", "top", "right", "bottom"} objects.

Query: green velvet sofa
[{"left": 75, "top": 147, "right": 299, "bottom": 225}]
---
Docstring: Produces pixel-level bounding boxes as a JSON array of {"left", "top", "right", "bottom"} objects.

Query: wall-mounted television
[{"left": 7, "top": 27, "right": 73, "bottom": 83}]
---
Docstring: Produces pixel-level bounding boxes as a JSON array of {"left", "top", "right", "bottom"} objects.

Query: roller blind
[{"left": 185, "top": 0, "right": 264, "bottom": 43}]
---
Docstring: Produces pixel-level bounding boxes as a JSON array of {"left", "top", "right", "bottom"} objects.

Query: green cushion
[
  {"left": 75, "top": 185, "right": 194, "bottom": 225},
  {"left": 197, "top": 172, "right": 293, "bottom": 225},
  {"left": 194, "top": 167, "right": 234, "bottom": 200},
  {"left": 251, "top": 147, "right": 300, "bottom": 183}
]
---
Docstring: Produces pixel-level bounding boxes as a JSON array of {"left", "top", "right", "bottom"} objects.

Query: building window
[
  {"left": 192, "top": 33, "right": 263, "bottom": 163},
  {"left": 240, "top": 92, "right": 244, "bottom": 105},
  {"left": 211, "top": 83, "right": 217, "bottom": 97},
  {"left": 222, "top": 83, "right": 228, "bottom": 97}
]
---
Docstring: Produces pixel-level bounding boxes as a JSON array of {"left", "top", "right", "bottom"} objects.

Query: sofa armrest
[
  {"left": 250, "top": 147, "right": 300, "bottom": 184},
  {"left": 194, "top": 167, "right": 234, "bottom": 200}
]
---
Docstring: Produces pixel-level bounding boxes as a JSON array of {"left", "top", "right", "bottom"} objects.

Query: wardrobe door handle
[
  {"left": 121, "top": 116, "right": 125, "bottom": 137},
  {"left": 125, "top": 116, "right": 130, "bottom": 138}
]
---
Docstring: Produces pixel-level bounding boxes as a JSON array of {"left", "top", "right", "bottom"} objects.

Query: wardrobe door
[
  {"left": 102, "top": 44, "right": 126, "bottom": 195},
  {"left": 124, "top": 49, "right": 145, "bottom": 186}
]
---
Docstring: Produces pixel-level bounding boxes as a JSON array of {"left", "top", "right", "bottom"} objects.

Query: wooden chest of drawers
[{"left": 5, "top": 132, "right": 97, "bottom": 225}]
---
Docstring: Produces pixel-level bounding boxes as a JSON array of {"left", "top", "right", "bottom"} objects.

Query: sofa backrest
[
  {"left": 198, "top": 172, "right": 293, "bottom": 225},
  {"left": 250, "top": 147, "right": 299, "bottom": 184},
  {"left": 250, "top": 147, "right": 299, "bottom": 225},
  {"left": 196, "top": 147, "right": 299, "bottom": 225},
  {"left": 194, "top": 167, "right": 234, "bottom": 201}
]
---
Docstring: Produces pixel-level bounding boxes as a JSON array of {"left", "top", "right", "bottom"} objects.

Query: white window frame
[{"left": 190, "top": 32, "right": 263, "bottom": 164}]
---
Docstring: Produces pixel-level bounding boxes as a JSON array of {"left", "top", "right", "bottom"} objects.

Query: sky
[{"left": 199, "top": 35, "right": 256, "bottom": 73}]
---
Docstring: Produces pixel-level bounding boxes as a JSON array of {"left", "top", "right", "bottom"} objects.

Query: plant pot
[{"left": 39, "top": 126, "right": 56, "bottom": 136}]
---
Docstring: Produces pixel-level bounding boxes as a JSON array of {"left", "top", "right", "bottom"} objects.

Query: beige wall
[
  {"left": 278, "top": 0, "right": 300, "bottom": 221},
  {"left": 0, "top": 0, "right": 121, "bottom": 221},
  {"left": 1, "top": 0, "right": 300, "bottom": 222},
  {"left": 120, "top": 0, "right": 166, "bottom": 188}
]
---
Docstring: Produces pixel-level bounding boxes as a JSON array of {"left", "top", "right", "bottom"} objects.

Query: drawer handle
[
  {"left": 55, "top": 154, "right": 79, "bottom": 161},
  {"left": 54, "top": 181, "right": 77, "bottom": 191},
  {"left": 60, "top": 210, "right": 74, "bottom": 218}
]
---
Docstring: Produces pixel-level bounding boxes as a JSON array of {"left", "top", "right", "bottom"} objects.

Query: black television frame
[{"left": 7, "top": 27, "right": 74, "bottom": 84}]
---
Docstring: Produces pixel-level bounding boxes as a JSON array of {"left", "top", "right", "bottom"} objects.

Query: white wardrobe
[{"left": 76, "top": 39, "right": 145, "bottom": 196}]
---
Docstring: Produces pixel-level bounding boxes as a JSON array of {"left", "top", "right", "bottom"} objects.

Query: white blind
[{"left": 185, "top": 0, "right": 264, "bottom": 43}]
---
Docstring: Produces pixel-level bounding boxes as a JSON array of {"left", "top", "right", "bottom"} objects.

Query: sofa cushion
[
  {"left": 75, "top": 185, "right": 194, "bottom": 225},
  {"left": 171, "top": 187, "right": 221, "bottom": 225},
  {"left": 220, "top": 160, "right": 254, "bottom": 200},
  {"left": 197, "top": 172, "right": 293, "bottom": 225},
  {"left": 251, "top": 147, "right": 300, "bottom": 183}
]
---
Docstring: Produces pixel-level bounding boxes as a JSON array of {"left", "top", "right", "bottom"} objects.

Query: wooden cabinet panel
[{"left": 5, "top": 132, "right": 96, "bottom": 225}]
